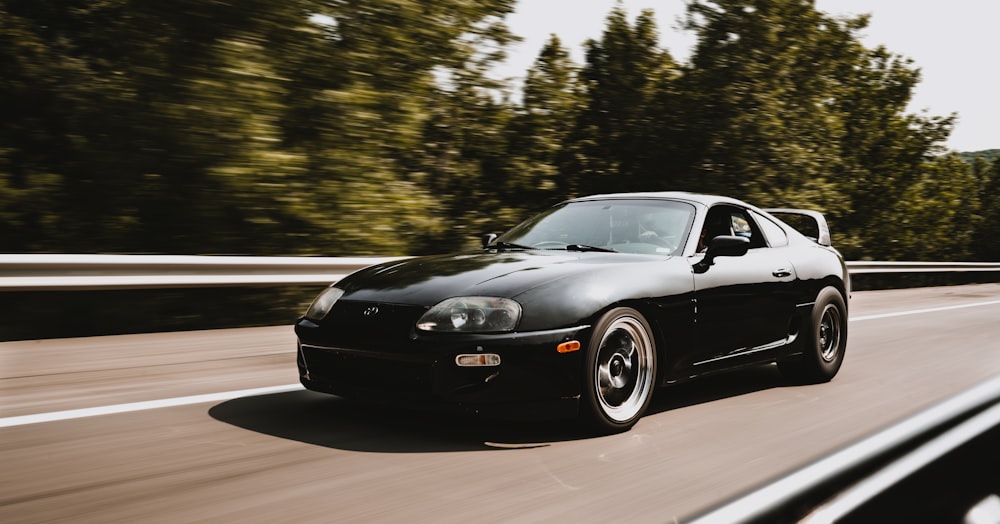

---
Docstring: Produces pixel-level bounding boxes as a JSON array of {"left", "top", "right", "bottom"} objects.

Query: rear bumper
[{"left": 295, "top": 322, "right": 591, "bottom": 420}]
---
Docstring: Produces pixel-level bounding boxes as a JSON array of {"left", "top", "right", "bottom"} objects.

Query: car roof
[{"left": 568, "top": 191, "right": 748, "bottom": 208}]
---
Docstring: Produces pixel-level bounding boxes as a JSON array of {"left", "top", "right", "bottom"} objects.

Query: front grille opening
[{"left": 302, "top": 346, "right": 433, "bottom": 394}]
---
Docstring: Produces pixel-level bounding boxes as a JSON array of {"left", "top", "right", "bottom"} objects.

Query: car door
[{"left": 690, "top": 205, "right": 798, "bottom": 368}]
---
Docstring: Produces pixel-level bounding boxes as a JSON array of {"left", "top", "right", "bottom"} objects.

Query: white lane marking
[
  {"left": 4, "top": 298, "right": 999, "bottom": 428},
  {"left": 0, "top": 384, "right": 304, "bottom": 428},
  {"left": 850, "top": 299, "right": 1000, "bottom": 322}
]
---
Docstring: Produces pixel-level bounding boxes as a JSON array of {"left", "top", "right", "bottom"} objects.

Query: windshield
[{"left": 497, "top": 199, "right": 696, "bottom": 255}]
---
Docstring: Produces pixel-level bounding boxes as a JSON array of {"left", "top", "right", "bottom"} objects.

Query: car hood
[{"left": 335, "top": 250, "right": 670, "bottom": 307}]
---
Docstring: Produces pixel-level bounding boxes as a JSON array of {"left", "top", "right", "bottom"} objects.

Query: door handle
[{"left": 772, "top": 268, "right": 792, "bottom": 278}]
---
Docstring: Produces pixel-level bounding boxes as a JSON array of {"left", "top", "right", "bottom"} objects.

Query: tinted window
[{"left": 701, "top": 205, "right": 767, "bottom": 250}]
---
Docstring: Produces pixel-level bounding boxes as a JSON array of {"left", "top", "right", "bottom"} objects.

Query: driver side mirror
[
  {"left": 695, "top": 235, "right": 750, "bottom": 273},
  {"left": 481, "top": 233, "right": 498, "bottom": 249}
]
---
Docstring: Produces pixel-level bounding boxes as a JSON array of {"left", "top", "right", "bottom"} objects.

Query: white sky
[{"left": 498, "top": 1, "right": 999, "bottom": 152}]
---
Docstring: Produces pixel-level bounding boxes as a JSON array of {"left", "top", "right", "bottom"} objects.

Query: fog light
[{"left": 456, "top": 353, "right": 501, "bottom": 367}]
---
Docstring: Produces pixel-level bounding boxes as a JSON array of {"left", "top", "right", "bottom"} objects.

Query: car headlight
[
  {"left": 416, "top": 297, "right": 521, "bottom": 333},
  {"left": 304, "top": 287, "right": 345, "bottom": 321}
]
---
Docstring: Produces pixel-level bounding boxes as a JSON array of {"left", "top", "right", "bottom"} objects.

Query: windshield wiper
[
  {"left": 490, "top": 241, "right": 533, "bottom": 251},
  {"left": 566, "top": 244, "right": 617, "bottom": 253}
]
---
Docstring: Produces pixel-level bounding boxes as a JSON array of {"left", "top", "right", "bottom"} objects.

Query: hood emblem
[{"left": 363, "top": 305, "right": 380, "bottom": 317}]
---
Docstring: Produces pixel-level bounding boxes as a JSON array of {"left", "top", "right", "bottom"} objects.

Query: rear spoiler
[{"left": 764, "top": 209, "right": 832, "bottom": 247}]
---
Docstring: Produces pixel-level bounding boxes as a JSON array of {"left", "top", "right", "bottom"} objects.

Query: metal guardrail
[
  {"left": 1, "top": 254, "right": 999, "bottom": 291},
  {"left": 685, "top": 374, "right": 1000, "bottom": 523},
  {"left": 846, "top": 261, "right": 1000, "bottom": 274},
  {"left": 0, "top": 254, "right": 405, "bottom": 291}
]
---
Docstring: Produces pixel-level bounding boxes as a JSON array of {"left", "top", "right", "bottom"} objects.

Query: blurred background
[{"left": 1, "top": 0, "right": 998, "bottom": 338}]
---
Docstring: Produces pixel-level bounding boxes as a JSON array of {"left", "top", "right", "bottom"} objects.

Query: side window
[
  {"left": 700, "top": 205, "right": 766, "bottom": 250},
  {"left": 731, "top": 209, "right": 767, "bottom": 248},
  {"left": 751, "top": 210, "right": 789, "bottom": 247}
]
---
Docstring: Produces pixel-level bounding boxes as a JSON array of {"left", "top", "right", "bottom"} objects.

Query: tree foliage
[
  {"left": 676, "top": 0, "right": 855, "bottom": 204},
  {"left": 508, "top": 35, "right": 583, "bottom": 210},
  {"left": 972, "top": 157, "right": 1000, "bottom": 260},
  {"left": 0, "top": 0, "right": 994, "bottom": 263}
]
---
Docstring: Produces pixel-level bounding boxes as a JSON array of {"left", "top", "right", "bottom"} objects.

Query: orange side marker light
[{"left": 556, "top": 340, "right": 581, "bottom": 353}]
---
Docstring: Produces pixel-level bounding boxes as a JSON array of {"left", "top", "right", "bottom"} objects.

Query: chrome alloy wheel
[
  {"left": 818, "top": 304, "right": 842, "bottom": 362},
  {"left": 594, "top": 315, "right": 655, "bottom": 423}
]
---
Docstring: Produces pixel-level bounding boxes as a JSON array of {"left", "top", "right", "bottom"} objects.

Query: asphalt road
[{"left": 3, "top": 283, "right": 1000, "bottom": 523}]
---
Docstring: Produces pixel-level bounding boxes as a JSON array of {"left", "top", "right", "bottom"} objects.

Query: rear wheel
[
  {"left": 581, "top": 307, "right": 657, "bottom": 433},
  {"left": 779, "top": 286, "right": 847, "bottom": 383}
]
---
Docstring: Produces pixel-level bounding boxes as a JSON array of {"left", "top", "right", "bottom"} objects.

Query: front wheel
[
  {"left": 779, "top": 286, "right": 847, "bottom": 383},
  {"left": 581, "top": 307, "right": 657, "bottom": 433}
]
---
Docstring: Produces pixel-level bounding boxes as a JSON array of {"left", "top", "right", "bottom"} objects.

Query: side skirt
[{"left": 691, "top": 333, "right": 800, "bottom": 367}]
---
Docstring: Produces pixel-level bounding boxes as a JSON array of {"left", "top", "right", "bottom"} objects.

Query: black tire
[
  {"left": 581, "top": 307, "right": 657, "bottom": 433},
  {"left": 779, "top": 286, "right": 847, "bottom": 384}
]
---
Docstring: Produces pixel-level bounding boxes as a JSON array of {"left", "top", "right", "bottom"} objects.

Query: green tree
[
  {"left": 273, "top": 1, "right": 522, "bottom": 255},
  {"left": 0, "top": 0, "right": 974, "bottom": 263},
  {"left": 972, "top": 156, "right": 1000, "bottom": 260},
  {"left": 380, "top": 2, "right": 528, "bottom": 251},
  {"left": 676, "top": 0, "right": 861, "bottom": 207},
  {"left": 504, "top": 35, "right": 583, "bottom": 211},
  {"left": 0, "top": 0, "right": 519, "bottom": 255},
  {"left": 0, "top": 4, "right": 67, "bottom": 251},
  {"left": 833, "top": 46, "right": 954, "bottom": 257},
  {"left": 869, "top": 154, "right": 979, "bottom": 261},
  {"left": 560, "top": 7, "right": 678, "bottom": 196},
  {"left": 675, "top": 0, "right": 955, "bottom": 260},
  {"left": 0, "top": 1, "right": 319, "bottom": 254}
]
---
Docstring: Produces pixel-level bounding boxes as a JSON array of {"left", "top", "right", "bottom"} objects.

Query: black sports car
[{"left": 295, "top": 192, "right": 849, "bottom": 432}]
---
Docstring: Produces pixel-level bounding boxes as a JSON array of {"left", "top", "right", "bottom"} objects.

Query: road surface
[{"left": 2, "top": 284, "right": 1000, "bottom": 522}]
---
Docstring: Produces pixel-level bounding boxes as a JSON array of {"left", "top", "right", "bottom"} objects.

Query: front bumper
[{"left": 295, "top": 320, "right": 591, "bottom": 420}]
